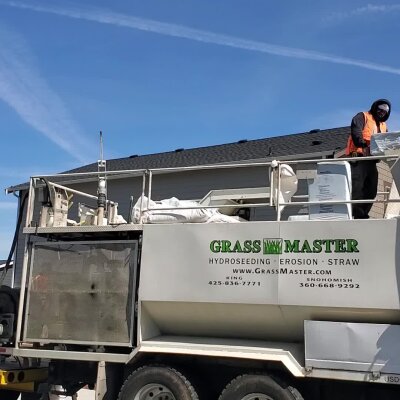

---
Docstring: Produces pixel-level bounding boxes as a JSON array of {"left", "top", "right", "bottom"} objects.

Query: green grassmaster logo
[
  {"left": 263, "top": 238, "right": 283, "bottom": 254},
  {"left": 209, "top": 238, "right": 359, "bottom": 254}
]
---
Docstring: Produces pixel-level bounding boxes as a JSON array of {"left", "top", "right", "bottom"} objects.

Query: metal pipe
[
  {"left": 144, "top": 196, "right": 400, "bottom": 212},
  {"left": 282, "top": 155, "right": 396, "bottom": 165},
  {"left": 269, "top": 166, "right": 274, "bottom": 207},
  {"left": 97, "top": 207, "right": 104, "bottom": 226},
  {"left": 15, "top": 235, "right": 30, "bottom": 348},
  {"left": 148, "top": 170, "right": 153, "bottom": 204},
  {"left": 139, "top": 171, "right": 147, "bottom": 223},
  {"left": 279, "top": 198, "right": 400, "bottom": 206},
  {"left": 31, "top": 169, "right": 147, "bottom": 178},
  {"left": 146, "top": 202, "right": 272, "bottom": 211},
  {"left": 30, "top": 162, "right": 270, "bottom": 179},
  {"left": 29, "top": 154, "right": 396, "bottom": 180},
  {"left": 10, "top": 192, "right": 22, "bottom": 288},
  {"left": 43, "top": 156, "right": 394, "bottom": 198},
  {"left": 48, "top": 182, "right": 114, "bottom": 204},
  {"left": 97, "top": 178, "right": 107, "bottom": 226},
  {"left": 25, "top": 178, "right": 35, "bottom": 228},
  {"left": 277, "top": 163, "right": 282, "bottom": 221}
]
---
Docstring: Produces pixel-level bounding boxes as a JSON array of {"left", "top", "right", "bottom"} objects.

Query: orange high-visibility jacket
[{"left": 346, "top": 112, "right": 387, "bottom": 155}]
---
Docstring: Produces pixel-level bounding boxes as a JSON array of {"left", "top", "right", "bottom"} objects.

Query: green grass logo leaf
[{"left": 263, "top": 238, "right": 283, "bottom": 254}]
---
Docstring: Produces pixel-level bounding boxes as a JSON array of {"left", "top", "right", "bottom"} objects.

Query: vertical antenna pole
[
  {"left": 100, "top": 131, "right": 104, "bottom": 163},
  {"left": 97, "top": 131, "right": 107, "bottom": 225}
]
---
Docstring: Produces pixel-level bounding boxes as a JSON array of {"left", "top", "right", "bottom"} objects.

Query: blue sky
[{"left": 1, "top": 0, "right": 400, "bottom": 257}]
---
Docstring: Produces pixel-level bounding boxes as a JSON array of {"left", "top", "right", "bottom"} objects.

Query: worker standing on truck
[{"left": 346, "top": 98, "right": 391, "bottom": 219}]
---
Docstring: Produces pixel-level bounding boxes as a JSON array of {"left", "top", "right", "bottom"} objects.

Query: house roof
[
  {"left": 7, "top": 126, "right": 350, "bottom": 192},
  {"left": 67, "top": 126, "right": 350, "bottom": 172}
]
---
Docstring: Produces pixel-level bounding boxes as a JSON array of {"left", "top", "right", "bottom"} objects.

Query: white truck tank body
[{"left": 139, "top": 219, "right": 400, "bottom": 342}]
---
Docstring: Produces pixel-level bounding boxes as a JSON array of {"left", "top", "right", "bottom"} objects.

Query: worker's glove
[{"left": 362, "top": 147, "right": 371, "bottom": 157}]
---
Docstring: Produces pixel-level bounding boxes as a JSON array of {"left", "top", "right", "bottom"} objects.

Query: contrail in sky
[
  {"left": 0, "top": 25, "right": 96, "bottom": 163},
  {"left": 1, "top": 1, "right": 400, "bottom": 75},
  {"left": 350, "top": 4, "right": 400, "bottom": 15},
  {"left": 326, "top": 4, "right": 400, "bottom": 22}
]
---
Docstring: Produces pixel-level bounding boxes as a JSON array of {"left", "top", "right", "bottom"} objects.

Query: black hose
[
  {"left": 39, "top": 177, "right": 53, "bottom": 207},
  {"left": 4, "top": 192, "right": 28, "bottom": 272},
  {"left": 4, "top": 177, "right": 53, "bottom": 273}
]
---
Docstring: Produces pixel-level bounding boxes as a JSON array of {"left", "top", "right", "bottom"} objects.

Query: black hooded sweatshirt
[{"left": 350, "top": 98, "right": 391, "bottom": 148}]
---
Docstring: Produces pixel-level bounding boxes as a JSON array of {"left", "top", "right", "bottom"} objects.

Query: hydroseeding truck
[{"left": 2, "top": 136, "right": 400, "bottom": 400}]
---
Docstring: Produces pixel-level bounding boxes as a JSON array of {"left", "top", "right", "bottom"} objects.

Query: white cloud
[
  {"left": 0, "top": 24, "right": 97, "bottom": 164},
  {"left": 2, "top": 1, "right": 400, "bottom": 76},
  {"left": 353, "top": 4, "right": 400, "bottom": 15},
  {"left": 325, "top": 4, "right": 400, "bottom": 23}
]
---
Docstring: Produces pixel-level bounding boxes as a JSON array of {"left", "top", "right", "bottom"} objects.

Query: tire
[
  {"left": 0, "top": 390, "right": 21, "bottom": 400},
  {"left": 118, "top": 365, "right": 199, "bottom": 400},
  {"left": 218, "top": 374, "right": 303, "bottom": 400}
]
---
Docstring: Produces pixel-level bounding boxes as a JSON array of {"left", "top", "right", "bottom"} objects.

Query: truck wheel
[
  {"left": 118, "top": 365, "right": 199, "bottom": 400},
  {"left": 0, "top": 390, "right": 20, "bottom": 400},
  {"left": 219, "top": 374, "right": 303, "bottom": 400}
]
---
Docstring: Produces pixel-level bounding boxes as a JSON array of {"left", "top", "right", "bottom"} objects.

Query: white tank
[{"left": 139, "top": 219, "right": 400, "bottom": 342}]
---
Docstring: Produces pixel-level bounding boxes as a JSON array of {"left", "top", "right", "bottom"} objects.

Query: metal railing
[{"left": 25, "top": 154, "right": 400, "bottom": 227}]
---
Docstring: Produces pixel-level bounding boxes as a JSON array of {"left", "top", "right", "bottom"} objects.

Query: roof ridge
[{"left": 107, "top": 125, "right": 350, "bottom": 162}]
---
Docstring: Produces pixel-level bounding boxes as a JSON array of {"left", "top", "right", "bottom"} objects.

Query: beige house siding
[{"left": 370, "top": 161, "right": 393, "bottom": 219}]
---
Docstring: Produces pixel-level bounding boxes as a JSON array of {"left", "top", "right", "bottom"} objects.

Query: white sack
[
  {"left": 272, "top": 163, "right": 298, "bottom": 212},
  {"left": 133, "top": 195, "right": 240, "bottom": 224}
]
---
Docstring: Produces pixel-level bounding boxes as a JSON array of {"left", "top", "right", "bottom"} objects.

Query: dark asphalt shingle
[
  {"left": 7, "top": 126, "right": 350, "bottom": 192},
  {"left": 66, "top": 126, "right": 350, "bottom": 173}
]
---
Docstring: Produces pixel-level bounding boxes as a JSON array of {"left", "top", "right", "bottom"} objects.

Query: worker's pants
[{"left": 350, "top": 160, "right": 378, "bottom": 219}]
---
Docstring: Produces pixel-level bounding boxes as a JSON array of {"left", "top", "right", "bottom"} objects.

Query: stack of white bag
[
  {"left": 132, "top": 196, "right": 241, "bottom": 224},
  {"left": 271, "top": 161, "right": 298, "bottom": 213}
]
